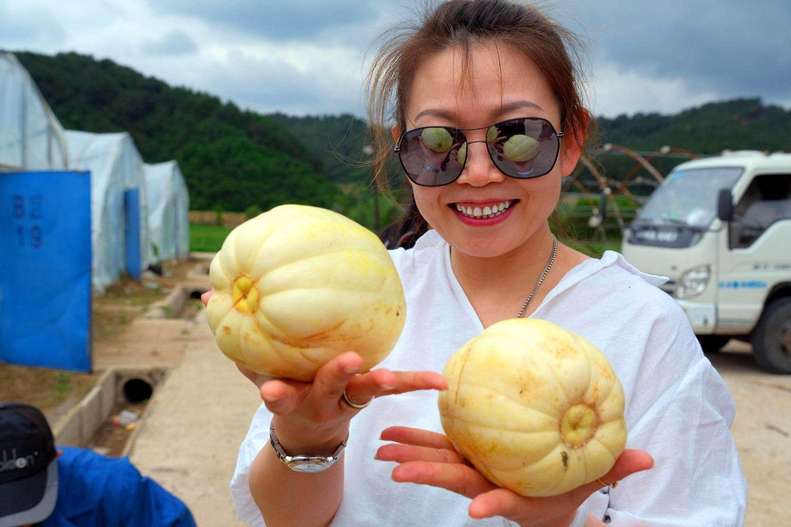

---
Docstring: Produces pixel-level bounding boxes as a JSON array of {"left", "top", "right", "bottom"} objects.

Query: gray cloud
[
  {"left": 0, "top": 1, "right": 66, "bottom": 48},
  {"left": 3, "top": 0, "right": 789, "bottom": 120},
  {"left": 141, "top": 30, "right": 198, "bottom": 56},
  {"left": 151, "top": 0, "right": 380, "bottom": 41},
  {"left": 557, "top": 0, "right": 791, "bottom": 101},
  {"left": 197, "top": 49, "right": 364, "bottom": 116}
]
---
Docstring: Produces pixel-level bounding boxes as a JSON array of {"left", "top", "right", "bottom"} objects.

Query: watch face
[{"left": 288, "top": 458, "right": 334, "bottom": 473}]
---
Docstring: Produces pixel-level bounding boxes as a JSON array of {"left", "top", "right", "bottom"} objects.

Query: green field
[
  {"left": 189, "top": 222, "right": 620, "bottom": 257},
  {"left": 564, "top": 239, "right": 622, "bottom": 258},
  {"left": 190, "top": 224, "right": 231, "bottom": 253}
]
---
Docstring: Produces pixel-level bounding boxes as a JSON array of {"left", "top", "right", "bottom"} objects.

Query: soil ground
[
  {"left": 0, "top": 257, "right": 208, "bottom": 456},
  {"left": 707, "top": 341, "right": 791, "bottom": 526}
]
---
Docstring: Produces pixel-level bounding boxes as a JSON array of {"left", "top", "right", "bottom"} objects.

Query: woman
[{"left": 217, "top": 1, "right": 747, "bottom": 525}]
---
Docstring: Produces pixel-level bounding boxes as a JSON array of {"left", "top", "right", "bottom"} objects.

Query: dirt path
[
  {"left": 129, "top": 311, "right": 261, "bottom": 526},
  {"left": 707, "top": 342, "right": 791, "bottom": 527}
]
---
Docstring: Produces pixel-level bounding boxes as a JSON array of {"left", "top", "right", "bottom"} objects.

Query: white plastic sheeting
[
  {"left": 0, "top": 52, "right": 68, "bottom": 170},
  {"left": 66, "top": 131, "right": 151, "bottom": 292},
  {"left": 143, "top": 161, "right": 190, "bottom": 262}
]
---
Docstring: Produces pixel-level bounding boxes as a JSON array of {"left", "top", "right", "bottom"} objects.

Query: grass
[
  {"left": 0, "top": 365, "right": 97, "bottom": 419},
  {"left": 188, "top": 222, "right": 620, "bottom": 258},
  {"left": 563, "top": 238, "right": 623, "bottom": 258},
  {"left": 190, "top": 224, "right": 231, "bottom": 253}
]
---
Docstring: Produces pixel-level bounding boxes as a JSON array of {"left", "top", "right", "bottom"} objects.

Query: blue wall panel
[
  {"left": 124, "top": 188, "right": 142, "bottom": 280},
  {"left": 0, "top": 171, "right": 92, "bottom": 372}
]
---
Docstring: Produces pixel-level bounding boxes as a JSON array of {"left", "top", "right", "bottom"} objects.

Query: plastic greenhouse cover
[
  {"left": 0, "top": 52, "right": 68, "bottom": 170},
  {"left": 143, "top": 161, "right": 190, "bottom": 262},
  {"left": 66, "top": 130, "right": 151, "bottom": 292}
]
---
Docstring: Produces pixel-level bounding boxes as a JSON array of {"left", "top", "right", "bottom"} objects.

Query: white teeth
[{"left": 454, "top": 200, "right": 513, "bottom": 220}]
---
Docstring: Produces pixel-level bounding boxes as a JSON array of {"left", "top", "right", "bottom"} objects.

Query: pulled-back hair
[{"left": 367, "top": 0, "right": 592, "bottom": 248}]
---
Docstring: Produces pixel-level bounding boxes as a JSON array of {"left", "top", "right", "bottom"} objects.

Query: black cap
[{"left": 0, "top": 403, "right": 59, "bottom": 527}]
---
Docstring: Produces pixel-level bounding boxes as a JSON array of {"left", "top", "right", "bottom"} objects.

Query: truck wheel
[
  {"left": 752, "top": 299, "right": 791, "bottom": 374},
  {"left": 696, "top": 335, "right": 730, "bottom": 353}
]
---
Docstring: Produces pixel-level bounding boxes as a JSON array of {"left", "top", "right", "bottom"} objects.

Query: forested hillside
[
  {"left": 15, "top": 51, "right": 340, "bottom": 212},
  {"left": 16, "top": 50, "right": 791, "bottom": 221},
  {"left": 597, "top": 98, "right": 791, "bottom": 153}
]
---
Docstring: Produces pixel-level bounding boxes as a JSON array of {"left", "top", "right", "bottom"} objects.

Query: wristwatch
[{"left": 269, "top": 422, "right": 347, "bottom": 473}]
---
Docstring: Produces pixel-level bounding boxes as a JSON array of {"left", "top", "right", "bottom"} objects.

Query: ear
[
  {"left": 558, "top": 111, "right": 589, "bottom": 177},
  {"left": 559, "top": 132, "right": 583, "bottom": 178},
  {"left": 391, "top": 125, "right": 401, "bottom": 144}
]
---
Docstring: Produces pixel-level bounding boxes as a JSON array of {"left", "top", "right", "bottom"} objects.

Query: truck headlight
[{"left": 676, "top": 265, "right": 711, "bottom": 299}]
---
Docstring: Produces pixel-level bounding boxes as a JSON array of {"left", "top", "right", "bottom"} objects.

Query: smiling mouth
[{"left": 449, "top": 199, "right": 518, "bottom": 220}]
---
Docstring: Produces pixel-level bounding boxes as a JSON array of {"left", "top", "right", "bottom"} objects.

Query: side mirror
[{"left": 717, "top": 188, "right": 734, "bottom": 222}]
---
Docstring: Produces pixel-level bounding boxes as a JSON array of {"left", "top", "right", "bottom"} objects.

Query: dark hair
[{"left": 367, "top": 0, "right": 592, "bottom": 248}]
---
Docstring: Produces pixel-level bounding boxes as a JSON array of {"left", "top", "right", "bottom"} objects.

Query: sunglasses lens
[
  {"left": 398, "top": 127, "right": 465, "bottom": 186},
  {"left": 487, "top": 118, "right": 560, "bottom": 179}
]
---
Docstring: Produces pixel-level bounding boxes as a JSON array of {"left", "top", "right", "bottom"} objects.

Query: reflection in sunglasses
[
  {"left": 420, "top": 127, "right": 454, "bottom": 153},
  {"left": 503, "top": 135, "right": 540, "bottom": 162},
  {"left": 396, "top": 117, "right": 562, "bottom": 186}
]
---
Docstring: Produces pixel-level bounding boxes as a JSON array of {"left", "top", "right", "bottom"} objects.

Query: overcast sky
[{"left": 2, "top": 0, "right": 789, "bottom": 119}]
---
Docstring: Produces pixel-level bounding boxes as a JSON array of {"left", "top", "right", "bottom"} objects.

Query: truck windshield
[{"left": 635, "top": 167, "right": 744, "bottom": 228}]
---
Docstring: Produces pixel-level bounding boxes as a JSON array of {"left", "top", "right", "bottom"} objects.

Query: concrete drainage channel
[
  {"left": 53, "top": 284, "right": 209, "bottom": 456},
  {"left": 144, "top": 284, "right": 208, "bottom": 320},
  {"left": 53, "top": 368, "right": 166, "bottom": 456}
]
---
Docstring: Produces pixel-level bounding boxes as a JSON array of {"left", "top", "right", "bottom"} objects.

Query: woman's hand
[
  {"left": 375, "top": 426, "right": 654, "bottom": 527},
  {"left": 200, "top": 290, "right": 447, "bottom": 454}
]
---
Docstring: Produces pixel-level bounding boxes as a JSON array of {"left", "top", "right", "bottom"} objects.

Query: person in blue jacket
[{"left": 0, "top": 402, "right": 195, "bottom": 527}]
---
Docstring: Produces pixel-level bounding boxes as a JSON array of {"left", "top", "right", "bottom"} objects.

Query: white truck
[{"left": 621, "top": 150, "right": 791, "bottom": 373}]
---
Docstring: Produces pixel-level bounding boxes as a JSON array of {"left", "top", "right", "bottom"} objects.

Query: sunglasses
[{"left": 394, "top": 117, "right": 564, "bottom": 187}]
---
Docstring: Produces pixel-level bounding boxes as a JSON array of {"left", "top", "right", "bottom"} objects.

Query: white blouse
[{"left": 230, "top": 230, "right": 747, "bottom": 526}]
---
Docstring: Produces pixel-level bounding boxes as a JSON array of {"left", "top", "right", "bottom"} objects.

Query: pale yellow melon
[
  {"left": 206, "top": 204, "right": 405, "bottom": 381},
  {"left": 439, "top": 319, "right": 626, "bottom": 497}
]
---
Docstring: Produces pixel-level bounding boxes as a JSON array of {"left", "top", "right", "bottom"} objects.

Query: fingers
[
  {"left": 472, "top": 450, "right": 654, "bottom": 522},
  {"left": 383, "top": 371, "right": 448, "bottom": 393},
  {"left": 391, "top": 461, "right": 496, "bottom": 499},
  {"left": 201, "top": 290, "right": 213, "bottom": 306},
  {"left": 259, "top": 379, "right": 310, "bottom": 415},
  {"left": 345, "top": 370, "right": 447, "bottom": 407},
  {"left": 379, "top": 426, "right": 456, "bottom": 450},
  {"left": 571, "top": 449, "right": 654, "bottom": 500},
  {"left": 467, "top": 488, "right": 576, "bottom": 525},
  {"left": 342, "top": 368, "right": 398, "bottom": 407},
  {"left": 468, "top": 488, "right": 527, "bottom": 520},
  {"left": 375, "top": 443, "right": 465, "bottom": 465},
  {"left": 308, "top": 352, "right": 363, "bottom": 410}
]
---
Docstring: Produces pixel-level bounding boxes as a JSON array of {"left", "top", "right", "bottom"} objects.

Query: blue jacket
[{"left": 41, "top": 447, "right": 196, "bottom": 527}]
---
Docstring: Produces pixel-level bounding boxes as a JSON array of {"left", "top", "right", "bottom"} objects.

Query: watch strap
[{"left": 269, "top": 422, "right": 347, "bottom": 472}]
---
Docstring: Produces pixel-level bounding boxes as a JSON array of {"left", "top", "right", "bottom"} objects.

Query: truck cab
[{"left": 621, "top": 151, "right": 791, "bottom": 373}]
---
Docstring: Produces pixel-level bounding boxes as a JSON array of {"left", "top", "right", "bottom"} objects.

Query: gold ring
[
  {"left": 595, "top": 478, "right": 619, "bottom": 489},
  {"left": 341, "top": 390, "right": 371, "bottom": 410}
]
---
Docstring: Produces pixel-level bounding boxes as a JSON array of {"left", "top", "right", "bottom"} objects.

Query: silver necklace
[{"left": 517, "top": 237, "right": 558, "bottom": 318}]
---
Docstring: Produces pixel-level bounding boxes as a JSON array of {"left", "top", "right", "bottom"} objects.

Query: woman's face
[{"left": 397, "top": 41, "right": 581, "bottom": 258}]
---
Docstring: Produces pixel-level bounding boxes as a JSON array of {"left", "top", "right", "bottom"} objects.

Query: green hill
[
  {"left": 268, "top": 113, "right": 371, "bottom": 183},
  {"left": 597, "top": 98, "right": 791, "bottom": 154},
  {"left": 14, "top": 51, "right": 340, "bottom": 213},
  {"left": 16, "top": 50, "right": 791, "bottom": 223}
]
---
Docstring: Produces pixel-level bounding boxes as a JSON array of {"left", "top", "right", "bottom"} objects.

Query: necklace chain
[{"left": 517, "top": 237, "right": 558, "bottom": 318}]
